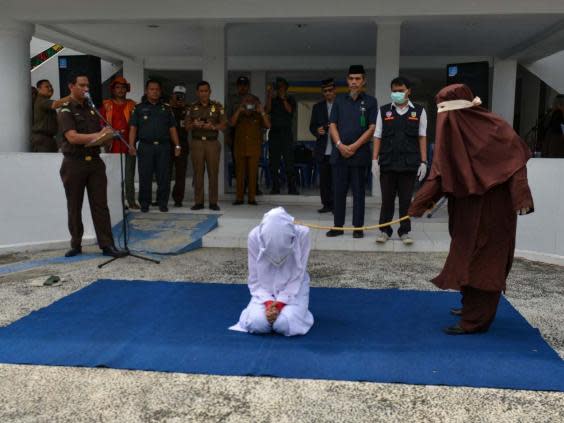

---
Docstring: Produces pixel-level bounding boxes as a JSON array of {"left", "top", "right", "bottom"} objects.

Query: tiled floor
[{"left": 198, "top": 196, "right": 451, "bottom": 252}]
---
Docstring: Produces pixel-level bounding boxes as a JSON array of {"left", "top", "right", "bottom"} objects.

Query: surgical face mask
[{"left": 391, "top": 91, "right": 407, "bottom": 104}]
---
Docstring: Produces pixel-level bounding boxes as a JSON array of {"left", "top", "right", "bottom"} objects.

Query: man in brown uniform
[
  {"left": 58, "top": 73, "right": 126, "bottom": 258},
  {"left": 185, "top": 81, "right": 227, "bottom": 211},
  {"left": 409, "top": 84, "right": 534, "bottom": 335},
  {"left": 31, "top": 79, "right": 71, "bottom": 152},
  {"left": 230, "top": 94, "right": 270, "bottom": 205}
]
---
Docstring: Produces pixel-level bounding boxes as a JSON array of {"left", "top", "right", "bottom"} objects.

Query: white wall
[
  {"left": 516, "top": 159, "right": 564, "bottom": 263},
  {"left": 0, "top": 153, "right": 122, "bottom": 252}
]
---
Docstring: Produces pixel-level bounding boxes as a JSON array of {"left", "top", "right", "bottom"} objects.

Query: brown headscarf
[{"left": 429, "top": 84, "right": 531, "bottom": 197}]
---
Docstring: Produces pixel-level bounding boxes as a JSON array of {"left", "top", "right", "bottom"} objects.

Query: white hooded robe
[{"left": 230, "top": 207, "right": 314, "bottom": 336}]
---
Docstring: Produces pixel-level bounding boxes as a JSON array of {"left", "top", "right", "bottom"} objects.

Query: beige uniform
[{"left": 185, "top": 100, "right": 227, "bottom": 206}]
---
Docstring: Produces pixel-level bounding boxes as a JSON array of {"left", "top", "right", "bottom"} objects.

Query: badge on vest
[
  {"left": 384, "top": 111, "right": 394, "bottom": 121},
  {"left": 408, "top": 111, "right": 419, "bottom": 121}
]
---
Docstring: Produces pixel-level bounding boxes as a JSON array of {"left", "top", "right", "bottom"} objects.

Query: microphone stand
[{"left": 84, "top": 93, "right": 160, "bottom": 268}]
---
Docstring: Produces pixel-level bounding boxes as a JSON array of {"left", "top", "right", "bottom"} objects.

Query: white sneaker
[
  {"left": 376, "top": 233, "right": 390, "bottom": 244},
  {"left": 401, "top": 234, "right": 414, "bottom": 245}
]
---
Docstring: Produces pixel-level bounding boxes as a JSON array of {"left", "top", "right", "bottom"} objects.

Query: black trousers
[
  {"left": 269, "top": 128, "right": 296, "bottom": 190},
  {"left": 333, "top": 163, "right": 366, "bottom": 228},
  {"left": 170, "top": 142, "right": 189, "bottom": 204},
  {"left": 59, "top": 157, "right": 114, "bottom": 249},
  {"left": 137, "top": 142, "right": 171, "bottom": 208},
  {"left": 318, "top": 155, "right": 333, "bottom": 208},
  {"left": 379, "top": 171, "right": 417, "bottom": 236}
]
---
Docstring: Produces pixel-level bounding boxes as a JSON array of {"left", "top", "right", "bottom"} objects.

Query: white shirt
[
  {"left": 325, "top": 101, "right": 334, "bottom": 155},
  {"left": 374, "top": 101, "right": 427, "bottom": 139}
]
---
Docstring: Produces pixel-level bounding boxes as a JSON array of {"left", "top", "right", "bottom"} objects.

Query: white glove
[
  {"left": 371, "top": 159, "right": 380, "bottom": 177},
  {"left": 417, "top": 162, "right": 427, "bottom": 182}
]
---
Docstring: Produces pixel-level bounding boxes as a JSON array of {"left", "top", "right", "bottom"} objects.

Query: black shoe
[
  {"left": 270, "top": 188, "right": 280, "bottom": 195},
  {"left": 140, "top": 205, "right": 149, "bottom": 213},
  {"left": 102, "top": 245, "right": 127, "bottom": 258},
  {"left": 151, "top": 201, "right": 158, "bottom": 206},
  {"left": 443, "top": 325, "right": 468, "bottom": 335},
  {"left": 288, "top": 189, "right": 300, "bottom": 195},
  {"left": 174, "top": 202, "right": 183, "bottom": 208},
  {"left": 318, "top": 206, "right": 332, "bottom": 213},
  {"left": 353, "top": 230, "right": 364, "bottom": 239},
  {"left": 256, "top": 189, "right": 263, "bottom": 196},
  {"left": 191, "top": 204, "right": 204, "bottom": 211},
  {"left": 159, "top": 206, "right": 169, "bottom": 212},
  {"left": 248, "top": 200, "right": 258, "bottom": 205},
  {"left": 326, "top": 229, "right": 344, "bottom": 237},
  {"left": 450, "top": 307, "right": 462, "bottom": 316},
  {"left": 232, "top": 200, "right": 244, "bottom": 205},
  {"left": 65, "top": 247, "right": 82, "bottom": 257},
  {"left": 209, "top": 204, "right": 220, "bottom": 211}
]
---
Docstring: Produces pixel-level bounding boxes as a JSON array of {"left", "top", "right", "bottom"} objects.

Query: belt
[
  {"left": 192, "top": 136, "right": 217, "bottom": 141},
  {"left": 63, "top": 153, "right": 100, "bottom": 161},
  {"left": 140, "top": 140, "right": 168, "bottom": 145}
]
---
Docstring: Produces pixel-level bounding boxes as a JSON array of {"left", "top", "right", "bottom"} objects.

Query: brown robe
[
  {"left": 409, "top": 167, "right": 533, "bottom": 292},
  {"left": 409, "top": 84, "right": 535, "bottom": 332}
]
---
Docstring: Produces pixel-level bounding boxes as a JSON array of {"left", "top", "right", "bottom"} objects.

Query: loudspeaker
[
  {"left": 446, "top": 61, "right": 489, "bottom": 108},
  {"left": 58, "top": 55, "right": 102, "bottom": 107}
]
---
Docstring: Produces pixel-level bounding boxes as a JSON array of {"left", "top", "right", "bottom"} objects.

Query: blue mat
[
  {"left": 113, "top": 212, "right": 219, "bottom": 254},
  {"left": 0, "top": 280, "right": 562, "bottom": 391}
]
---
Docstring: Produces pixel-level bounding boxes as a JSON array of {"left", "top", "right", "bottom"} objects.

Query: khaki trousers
[{"left": 191, "top": 139, "right": 221, "bottom": 206}]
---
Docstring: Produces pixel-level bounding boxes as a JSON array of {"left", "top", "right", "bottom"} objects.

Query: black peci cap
[
  {"left": 321, "top": 78, "right": 335, "bottom": 88},
  {"left": 348, "top": 65, "right": 366, "bottom": 75}
]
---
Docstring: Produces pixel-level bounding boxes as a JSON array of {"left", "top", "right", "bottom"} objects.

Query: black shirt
[
  {"left": 269, "top": 96, "right": 296, "bottom": 129},
  {"left": 130, "top": 100, "right": 176, "bottom": 143}
]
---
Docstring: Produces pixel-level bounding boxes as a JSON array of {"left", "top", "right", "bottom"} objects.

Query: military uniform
[
  {"left": 171, "top": 105, "right": 190, "bottom": 205},
  {"left": 32, "top": 95, "right": 59, "bottom": 152},
  {"left": 129, "top": 100, "right": 177, "bottom": 210},
  {"left": 58, "top": 99, "right": 115, "bottom": 251},
  {"left": 186, "top": 100, "right": 227, "bottom": 208},
  {"left": 233, "top": 108, "right": 266, "bottom": 203}
]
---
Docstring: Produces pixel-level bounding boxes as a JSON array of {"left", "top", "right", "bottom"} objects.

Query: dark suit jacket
[{"left": 309, "top": 100, "right": 332, "bottom": 162}]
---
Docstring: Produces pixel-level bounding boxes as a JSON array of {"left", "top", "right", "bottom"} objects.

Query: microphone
[{"left": 84, "top": 92, "right": 95, "bottom": 108}]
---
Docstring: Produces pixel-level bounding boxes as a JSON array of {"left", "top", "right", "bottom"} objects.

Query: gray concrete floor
[{"left": 0, "top": 247, "right": 563, "bottom": 422}]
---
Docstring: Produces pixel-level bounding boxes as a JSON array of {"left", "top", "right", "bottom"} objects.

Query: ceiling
[{"left": 44, "top": 14, "right": 564, "bottom": 60}]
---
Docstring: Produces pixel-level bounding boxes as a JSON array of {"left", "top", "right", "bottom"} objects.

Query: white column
[
  {"left": 251, "top": 71, "right": 266, "bottom": 103},
  {"left": 202, "top": 22, "right": 227, "bottom": 199},
  {"left": 373, "top": 21, "right": 401, "bottom": 199},
  {"left": 492, "top": 58, "right": 517, "bottom": 124},
  {"left": 123, "top": 58, "right": 145, "bottom": 104},
  {"left": 0, "top": 20, "right": 33, "bottom": 152}
]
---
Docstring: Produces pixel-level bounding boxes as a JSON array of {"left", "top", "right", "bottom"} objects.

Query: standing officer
[
  {"left": 58, "top": 72, "right": 126, "bottom": 258},
  {"left": 129, "top": 80, "right": 181, "bottom": 213},
  {"left": 32, "top": 79, "right": 71, "bottom": 152},
  {"left": 185, "top": 81, "right": 228, "bottom": 211},
  {"left": 309, "top": 78, "right": 337, "bottom": 213},
  {"left": 230, "top": 94, "right": 270, "bottom": 205},
  {"left": 327, "top": 65, "right": 377, "bottom": 239},
  {"left": 266, "top": 77, "right": 299, "bottom": 195},
  {"left": 170, "top": 85, "right": 190, "bottom": 207},
  {"left": 372, "top": 77, "right": 428, "bottom": 245}
]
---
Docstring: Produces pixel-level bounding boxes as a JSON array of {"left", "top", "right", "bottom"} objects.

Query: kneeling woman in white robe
[{"left": 230, "top": 207, "right": 314, "bottom": 336}]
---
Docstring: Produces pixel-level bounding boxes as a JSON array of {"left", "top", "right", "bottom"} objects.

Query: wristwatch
[
  {"left": 175, "top": 145, "right": 181, "bottom": 150},
  {"left": 336, "top": 140, "right": 342, "bottom": 147}
]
